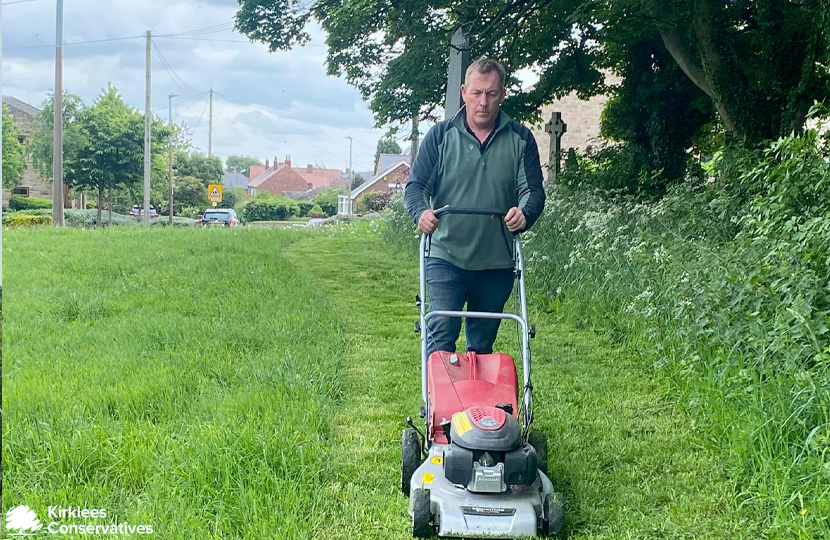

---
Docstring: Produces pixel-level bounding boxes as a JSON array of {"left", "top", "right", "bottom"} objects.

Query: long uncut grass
[{"left": 2, "top": 227, "right": 344, "bottom": 538}]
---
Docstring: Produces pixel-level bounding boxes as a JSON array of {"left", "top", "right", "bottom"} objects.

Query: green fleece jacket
[{"left": 404, "top": 107, "right": 546, "bottom": 270}]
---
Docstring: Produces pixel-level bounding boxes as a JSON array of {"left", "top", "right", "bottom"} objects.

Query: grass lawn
[{"left": 2, "top": 227, "right": 796, "bottom": 538}]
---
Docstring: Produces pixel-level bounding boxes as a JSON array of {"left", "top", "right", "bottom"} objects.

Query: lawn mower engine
[{"left": 444, "top": 406, "right": 538, "bottom": 493}]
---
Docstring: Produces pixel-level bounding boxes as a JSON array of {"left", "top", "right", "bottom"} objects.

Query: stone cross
[
  {"left": 545, "top": 112, "right": 567, "bottom": 183},
  {"left": 445, "top": 28, "right": 470, "bottom": 119}
]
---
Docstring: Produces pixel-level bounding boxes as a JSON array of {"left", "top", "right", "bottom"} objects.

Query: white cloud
[{"left": 2, "top": 0, "right": 387, "bottom": 170}]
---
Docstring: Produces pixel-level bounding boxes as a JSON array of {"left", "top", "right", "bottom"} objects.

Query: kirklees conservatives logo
[{"left": 3, "top": 505, "right": 153, "bottom": 535}]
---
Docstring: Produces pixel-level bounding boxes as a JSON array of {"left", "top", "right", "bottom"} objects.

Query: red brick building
[{"left": 248, "top": 156, "right": 344, "bottom": 197}]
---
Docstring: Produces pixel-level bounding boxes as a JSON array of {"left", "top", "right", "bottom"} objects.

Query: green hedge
[
  {"left": 242, "top": 199, "right": 300, "bottom": 221},
  {"left": 9, "top": 196, "right": 52, "bottom": 211},
  {"left": 2, "top": 213, "right": 52, "bottom": 227}
]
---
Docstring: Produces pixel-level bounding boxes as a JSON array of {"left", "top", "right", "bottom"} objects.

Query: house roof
[
  {"left": 2, "top": 95, "right": 39, "bottom": 117},
  {"left": 248, "top": 164, "right": 284, "bottom": 188},
  {"left": 293, "top": 166, "right": 343, "bottom": 189},
  {"left": 352, "top": 160, "right": 409, "bottom": 199},
  {"left": 222, "top": 172, "right": 249, "bottom": 190},
  {"left": 376, "top": 153, "right": 411, "bottom": 174}
]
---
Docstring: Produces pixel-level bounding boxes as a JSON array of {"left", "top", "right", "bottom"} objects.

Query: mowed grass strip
[
  {"left": 287, "top": 235, "right": 752, "bottom": 540},
  {"left": 2, "top": 227, "right": 344, "bottom": 539}
]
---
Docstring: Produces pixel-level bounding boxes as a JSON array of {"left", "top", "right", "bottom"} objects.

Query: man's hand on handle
[
  {"left": 418, "top": 209, "right": 440, "bottom": 234},
  {"left": 504, "top": 207, "right": 526, "bottom": 232}
]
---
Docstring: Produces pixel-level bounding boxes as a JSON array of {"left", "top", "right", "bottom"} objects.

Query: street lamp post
[
  {"left": 168, "top": 93, "right": 178, "bottom": 226},
  {"left": 345, "top": 136, "right": 353, "bottom": 215}
]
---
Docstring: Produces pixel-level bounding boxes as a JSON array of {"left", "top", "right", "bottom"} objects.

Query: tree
[
  {"left": 2, "top": 105, "right": 26, "bottom": 188},
  {"left": 173, "top": 175, "right": 210, "bottom": 210},
  {"left": 374, "top": 136, "right": 402, "bottom": 172},
  {"left": 226, "top": 155, "right": 262, "bottom": 176},
  {"left": 174, "top": 151, "right": 224, "bottom": 185},
  {"left": 29, "top": 92, "right": 85, "bottom": 181},
  {"left": 351, "top": 173, "right": 366, "bottom": 190},
  {"left": 236, "top": 0, "right": 830, "bottom": 171},
  {"left": 69, "top": 86, "right": 169, "bottom": 224}
]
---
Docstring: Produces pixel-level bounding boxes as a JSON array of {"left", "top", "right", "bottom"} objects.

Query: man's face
[{"left": 461, "top": 70, "right": 504, "bottom": 131}]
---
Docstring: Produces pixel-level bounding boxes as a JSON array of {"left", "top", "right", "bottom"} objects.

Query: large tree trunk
[{"left": 649, "top": 0, "right": 746, "bottom": 138}]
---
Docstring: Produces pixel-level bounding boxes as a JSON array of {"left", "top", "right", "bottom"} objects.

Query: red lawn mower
[{"left": 402, "top": 208, "right": 564, "bottom": 538}]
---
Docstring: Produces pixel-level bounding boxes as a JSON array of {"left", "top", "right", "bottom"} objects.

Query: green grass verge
[{"left": 2, "top": 227, "right": 343, "bottom": 538}]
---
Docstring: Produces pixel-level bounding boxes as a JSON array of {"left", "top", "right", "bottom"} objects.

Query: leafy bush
[
  {"left": 150, "top": 217, "right": 198, "bottom": 227},
  {"left": 366, "top": 191, "right": 393, "bottom": 212},
  {"left": 9, "top": 196, "right": 52, "bottom": 211},
  {"left": 64, "top": 209, "right": 137, "bottom": 228},
  {"left": 242, "top": 198, "right": 299, "bottom": 221},
  {"left": 2, "top": 213, "right": 52, "bottom": 227},
  {"left": 308, "top": 204, "right": 326, "bottom": 218},
  {"left": 311, "top": 188, "right": 343, "bottom": 217},
  {"left": 179, "top": 206, "right": 203, "bottom": 219},
  {"left": 297, "top": 201, "right": 315, "bottom": 217}
]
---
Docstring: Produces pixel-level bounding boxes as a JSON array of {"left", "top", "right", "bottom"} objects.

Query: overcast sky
[{"left": 1, "top": 0, "right": 396, "bottom": 173}]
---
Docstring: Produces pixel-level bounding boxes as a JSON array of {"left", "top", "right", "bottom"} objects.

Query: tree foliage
[
  {"left": 2, "top": 105, "right": 26, "bottom": 188},
  {"left": 29, "top": 92, "right": 85, "bottom": 181},
  {"left": 174, "top": 151, "right": 224, "bottom": 185},
  {"left": 373, "top": 136, "right": 402, "bottom": 172},
  {"left": 226, "top": 155, "right": 262, "bottom": 176},
  {"left": 236, "top": 0, "right": 830, "bottom": 186}
]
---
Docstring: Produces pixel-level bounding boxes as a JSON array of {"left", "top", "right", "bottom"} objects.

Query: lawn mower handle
[{"left": 432, "top": 206, "right": 507, "bottom": 220}]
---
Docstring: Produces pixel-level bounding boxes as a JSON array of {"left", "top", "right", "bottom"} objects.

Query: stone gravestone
[
  {"left": 445, "top": 28, "right": 470, "bottom": 119},
  {"left": 544, "top": 112, "right": 567, "bottom": 183}
]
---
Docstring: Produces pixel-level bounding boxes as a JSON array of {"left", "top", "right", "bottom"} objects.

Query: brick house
[
  {"left": 2, "top": 95, "right": 57, "bottom": 208},
  {"left": 248, "top": 156, "right": 345, "bottom": 197},
  {"left": 248, "top": 157, "right": 308, "bottom": 197},
  {"left": 350, "top": 160, "right": 410, "bottom": 206}
]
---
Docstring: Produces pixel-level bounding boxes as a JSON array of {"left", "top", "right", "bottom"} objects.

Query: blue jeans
[{"left": 425, "top": 257, "right": 515, "bottom": 355}]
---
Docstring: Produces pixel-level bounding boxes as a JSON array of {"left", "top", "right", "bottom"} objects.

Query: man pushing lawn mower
[{"left": 402, "top": 57, "right": 563, "bottom": 538}]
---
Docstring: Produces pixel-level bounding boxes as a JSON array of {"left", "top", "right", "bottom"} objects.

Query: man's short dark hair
[{"left": 465, "top": 57, "right": 506, "bottom": 90}]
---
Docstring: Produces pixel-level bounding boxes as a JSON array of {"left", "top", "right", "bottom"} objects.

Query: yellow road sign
[{"left": 208, "top": 184, "right": 223, "bottom": 203}]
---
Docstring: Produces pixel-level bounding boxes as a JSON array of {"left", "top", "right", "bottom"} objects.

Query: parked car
[
  {"left": 197, "top": 208, "right": 241, "bottom": 227},
  {"left": 129, "top": 205, "right": 159, "bottom": 218}
]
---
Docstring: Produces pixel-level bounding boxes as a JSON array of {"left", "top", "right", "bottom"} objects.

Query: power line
[
  {"left": 5, "top": 34, "right": 144, "bottom": 52},
  {"left": 192, "top": 99, "right": 210, "bottom": 130},
  {"left": 151, "top": 39, "right": 204, "bottom": 98},
  {"left": 2, "top": 0, "right": 42, "bottom": 5}
]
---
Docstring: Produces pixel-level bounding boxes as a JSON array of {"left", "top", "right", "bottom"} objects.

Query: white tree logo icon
[{"left": 4, "top": 505, "right": 43, "bottom": 535}]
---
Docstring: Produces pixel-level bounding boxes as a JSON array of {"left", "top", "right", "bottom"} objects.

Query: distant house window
[
  {"left": 12, "top": 187, "right": 30, "bottom": 197},
  {"left": 18, "top": 135, "right": 28, "bottom": 145}
]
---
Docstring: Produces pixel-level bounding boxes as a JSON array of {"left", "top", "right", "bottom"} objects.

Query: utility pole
[
  {"left": 143, "top": 30, "right": 152, "bottom": 227},
  {"left": 168, "top": 93, "right": 178, "bottom": 226},
  {"left": 345, "top": 136, "right": 353, "bottom": 215},
  {"left": 445, "top": 28, "right": 470, "bottom": 120},
  {"left": 208, "top": 88, "right": 213, "bottom": 157},
  {"left": 52, "top": 0, "right": 65, "bottom": 227}
]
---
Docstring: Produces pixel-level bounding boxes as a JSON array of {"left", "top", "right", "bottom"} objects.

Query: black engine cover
[{"left": 443, "top": 443, "right": 539, "bottom": 487}]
